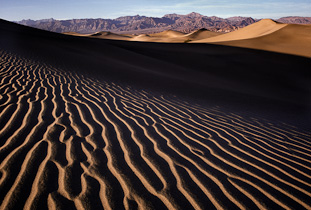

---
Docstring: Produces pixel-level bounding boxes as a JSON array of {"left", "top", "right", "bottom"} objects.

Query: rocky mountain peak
[
  {"left": 15, "top": 13, "right": 311, "bottom": 34},
  {"left": 186, "top": 12, "right": 204, "bottom": 18}
]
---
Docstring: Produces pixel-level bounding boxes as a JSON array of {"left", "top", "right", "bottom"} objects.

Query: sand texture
[{"left": 0, "top": 19, "right": 311, "bottom": 210}]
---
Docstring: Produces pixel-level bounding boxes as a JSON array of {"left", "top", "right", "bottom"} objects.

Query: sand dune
[
  {"left": 131, "top": 33, "right": 189, "bottom": 43},
  {"left": 66, "top": 29, "right": 222, "bottom": 43},
  {"left": 64, "top": 31, "right": 134, "bottom": 41},
  {"left": 132, "top": 30, "right": 188, "bottom": 43},
  {"left": 204, "top": 23, "right": 311, "bottom": 57},
  {"left": 63, "top": 19, "right": 311, "bottom": 57},
  {"left": 150, "top": 30, "right": 186, "bottom": 38},
  {"left": 185, "top": 29, "right": 222, "bottom": 40},
  {"left": 193, "top": 19, "right": 311, "bottom": 57},
  {"left": 193, "top": 19, "right": 287, "bottom": 42},
  {"left": 63, "top": 32, "right": 94, "bottom": 37},
  {"left": 90, "top": 31, "right": 134, "bottom": 41},
  {"left": 0, "top": 19, "right": 311, "bottom": 210}
]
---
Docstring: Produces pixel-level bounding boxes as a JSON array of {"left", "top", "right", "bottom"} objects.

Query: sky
[{"left": 0, "top": 0, "right": 310, "bottom": 21}]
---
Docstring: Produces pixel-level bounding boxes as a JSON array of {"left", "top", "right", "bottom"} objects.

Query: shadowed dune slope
[
  {"left": 2, "top": 20, "right": 310, "bottom": 109},
  {"left": 0, "top": 19, "right": 311, "bottom": 210}
]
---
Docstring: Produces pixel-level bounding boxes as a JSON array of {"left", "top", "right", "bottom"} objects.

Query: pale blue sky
[{"left": 0, "top": 0, "right": 310, "bottom": 21}]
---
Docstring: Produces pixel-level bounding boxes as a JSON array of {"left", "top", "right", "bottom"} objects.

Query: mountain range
[{"left": 16, "top": 12, "right": 311, "bottom": 34}]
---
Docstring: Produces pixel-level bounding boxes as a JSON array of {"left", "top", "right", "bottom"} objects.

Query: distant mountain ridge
[{"left": 16, "top": 12, "right": 311, "bottom": 34}]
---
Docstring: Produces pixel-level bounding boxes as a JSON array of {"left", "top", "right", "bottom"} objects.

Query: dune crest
[
  {"left": 129, "top": 30, "right": 188, "bottom": 42},
  {"left": 65, "top": 28, "right": 222, "bottom": 43},
  {"left": 150, "top": 30, "right": 186, "bottom": 37},
  {"left": 192, "top": 19, "right": 311, "bottom": 57},
  {"left": 92, "top": 31, "right": 133, "bottom": 41},
  {"left": 185, "top": 28, "right": 221, "bottom": 40},
  {"left": 206, "top": 23, "right": 311, "bottom": 57},
  {"left": 193, "top": 19, "right": 287, "bottom": 43}
]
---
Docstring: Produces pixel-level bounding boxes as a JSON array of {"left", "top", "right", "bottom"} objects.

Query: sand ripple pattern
[{"left": 0, "top": 50, "right": 310, "bottom": 210}]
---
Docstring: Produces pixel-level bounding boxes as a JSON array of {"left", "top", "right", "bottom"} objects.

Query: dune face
[
  {"left": 150, "top": 30, "right": 187, "bottom": 37},
  {"left": 208, "top": 24, "right": 311, "bottom": 57},
  {"left": 1, "top": 19, "right": 311, "bottom": 210},
  {"left": 66, "top": 28, "right": 222, "bottom": 43},
  {"left": 185, "top": 29, "right": 222, "bottom": 40},
  {"left": 130, "top": 30, "right": 188, "bottom": 43},
  {"left": 90, "top": 31, "right": 134, "bottom": 41},
  {"left": 193, "top": 19, "right": 311, "bottom": 57},
  {"left": 193, "top": 19, "right": 288, "bottom": 43}
]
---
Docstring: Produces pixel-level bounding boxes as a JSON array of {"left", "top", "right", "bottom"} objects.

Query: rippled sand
[{"left": 0, "top": 19, "right": 311, "bottom": 210}]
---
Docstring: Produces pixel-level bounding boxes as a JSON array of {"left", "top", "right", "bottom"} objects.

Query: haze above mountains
[{"left": 16, "top": 12, "right": 311, "bottom": 34}]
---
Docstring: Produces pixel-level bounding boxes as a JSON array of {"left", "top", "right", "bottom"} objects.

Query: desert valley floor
[{"left": 0, "top": 19, "right": 311, "bottom": 210}]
